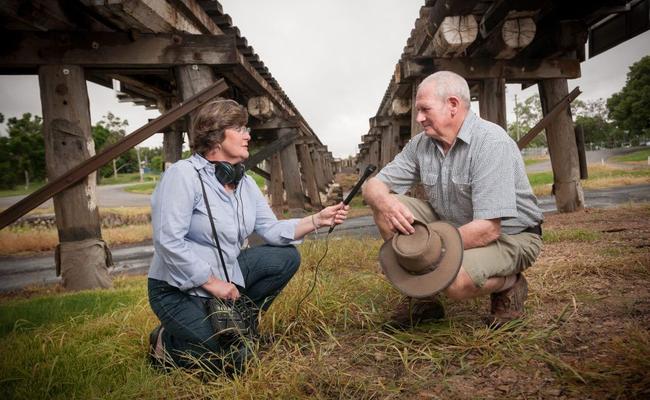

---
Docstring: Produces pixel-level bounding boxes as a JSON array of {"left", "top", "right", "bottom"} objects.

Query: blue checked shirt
[
  {"left": 148, "top": 154, "right": 301, "bottom": 297},
  {"left": 376, "top": 110, "right": 543, "bottom": 234}
]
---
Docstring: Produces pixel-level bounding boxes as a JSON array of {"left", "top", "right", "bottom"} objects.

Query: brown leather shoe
[
  {"left": 384, "top": 296, "right": 445, "bottom": 330},
  {"left": 486, "top": 274, "right": 528, "bottom": 328}
]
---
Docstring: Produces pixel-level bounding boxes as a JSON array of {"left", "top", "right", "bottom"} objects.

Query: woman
[{"left": 147, "top": 99, "right": 348, "bottom": 373}]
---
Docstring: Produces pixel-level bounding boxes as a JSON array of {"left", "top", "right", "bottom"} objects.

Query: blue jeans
[{"left": 148, "top": 245, "right": 300, "bottom": 372}]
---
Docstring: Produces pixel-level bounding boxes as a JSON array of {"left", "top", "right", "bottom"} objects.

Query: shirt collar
[
  {"left": 189, "top": 153, "right": 214, "bottom": 172},
  {"left": 456, "top": 110, "right": 477, "bottom": 145}
]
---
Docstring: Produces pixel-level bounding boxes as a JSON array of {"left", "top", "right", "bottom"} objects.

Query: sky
[{"left": 0, "top": 1, "right": 649, "bottom": 158}]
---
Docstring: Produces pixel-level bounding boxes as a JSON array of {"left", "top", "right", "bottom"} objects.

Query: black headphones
[{"left": 212, "top": 161, "right": 246, "bottom": 186}]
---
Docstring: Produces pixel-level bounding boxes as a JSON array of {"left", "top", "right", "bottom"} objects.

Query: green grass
[
  {"left": 527, "top": 165, "right": 650, "bottom": 191},
  {"left": 0, "top": 181, "right": 45, "bottom": 198},
  {"left": 543, "top": 228, "right": 600, "bottom": 243},
  {"left": 124, "top": 182, "right": 157, "bottom": 194},
  {"left": 0, "top": 279, "right": 144, "bottom": 337},
  {"left": 247, "top": 171, "right": 266, "bottom": 190},
  {"left": 524, "top": 157, "right": 548, "bottom": 166},
  {"left": 99, "top": 172, "right": 160, "bottom": 186},
  {"left": 348, "top": 194, "right": 365, "bottom": 208},
  {"left": 609, "top": 148, "right": 650, "bottom": 163},
  {"left": 0, "top": 231, "right": 648, "bottom": 398}
]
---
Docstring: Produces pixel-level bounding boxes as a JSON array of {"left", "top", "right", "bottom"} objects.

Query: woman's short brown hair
[{"left": 192, "top": 99, "right": 248, "bottom": 156}]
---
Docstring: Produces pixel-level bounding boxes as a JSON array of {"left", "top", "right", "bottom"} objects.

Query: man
[{"left": 363, "top": 71, "right": 543, "bottom": 328}]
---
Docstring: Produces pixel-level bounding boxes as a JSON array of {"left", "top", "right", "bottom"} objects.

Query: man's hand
[
  {"left": 377, "top": 195, "right": 416, "bottom": 235},
  {"left": 458, "top": 218, "right": 501, "bottom": 249},
  {"left": 363, "top": 177, "right": 416, "bottom": 238},
  {"left": 202, "top": 275, "right": 240, "bottom": 300}
]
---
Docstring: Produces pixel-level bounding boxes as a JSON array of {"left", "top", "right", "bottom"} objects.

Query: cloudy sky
[{"left": 0, "top": 1, "right": 649, "bottom": 158}]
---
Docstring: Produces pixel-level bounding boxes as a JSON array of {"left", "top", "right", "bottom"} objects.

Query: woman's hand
[
  {"left": 314, "top": 202, "right": 350, "bottom": 228},
  {"left": 202, "top": 275, "right": 240, "bottom": 300}
]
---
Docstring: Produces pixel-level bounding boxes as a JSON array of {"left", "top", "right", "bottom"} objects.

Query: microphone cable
[{"left": 294, "top": 220, "right": 331, "bottom": 319}]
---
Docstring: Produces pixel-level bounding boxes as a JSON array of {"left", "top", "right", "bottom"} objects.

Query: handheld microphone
[{"left": 328, "top": 164, "right": 377, "bottom": 233}]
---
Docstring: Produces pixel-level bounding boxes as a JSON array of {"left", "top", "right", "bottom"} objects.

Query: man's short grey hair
[{"left": 418, "top": 71, "right": 471, "bottom": 109}]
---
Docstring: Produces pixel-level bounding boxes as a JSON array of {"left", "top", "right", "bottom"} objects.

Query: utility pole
[
  {"left": 136, "top": 146, "right": 144, "bottom": 183},
  {"left": 514, "top": 94, "right": 520, "bottom": 141}
]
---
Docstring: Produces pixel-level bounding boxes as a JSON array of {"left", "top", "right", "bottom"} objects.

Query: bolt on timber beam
[{"left": 0, "top": 78, "right": 229, "bottom": 229}]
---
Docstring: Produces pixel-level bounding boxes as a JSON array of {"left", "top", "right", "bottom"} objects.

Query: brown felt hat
[{"left": 379, "top": 220, "right": 463, "bottom": 299}]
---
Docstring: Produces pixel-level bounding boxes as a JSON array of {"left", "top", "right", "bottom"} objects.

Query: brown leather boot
[
  {"left": 486, "top": 274, "right": 528, "bottom": 328},
  {"left": 384, "top": 296, "right": 445, "bottom": 330}
]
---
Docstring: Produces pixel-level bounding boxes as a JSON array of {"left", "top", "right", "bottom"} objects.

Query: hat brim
[{"left": 379, "top": 221, "right": 463, "bottom": 299}]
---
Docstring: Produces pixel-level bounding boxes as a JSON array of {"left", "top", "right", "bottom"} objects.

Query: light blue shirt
[{"left": 148, "top": 154, "right": 301, "bottom": 297}]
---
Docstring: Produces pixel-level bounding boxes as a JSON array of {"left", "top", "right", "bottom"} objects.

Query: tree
[
  {"left": 508, "top": 94, "right": 547, "bottom": 147},
  {"left": 92, "top": 113, "right": 131, "bottom": 180},
  {"left": 572, "top": 98, "right": 622, "bottom": 148},
  {"left": 607, "top": 55, "right": 650, "bottom": 140},
  {"left": 0, "top": 113, "right": 46, "bottom": 189}
]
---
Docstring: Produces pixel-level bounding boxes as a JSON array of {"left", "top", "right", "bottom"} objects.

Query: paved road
[
  {"left": 526, "top": 147, "right": 648, "bottom": 173},
  {"left": 0, "top": 182, "right": 152, "bottom": 210},
  {"left": 1, "top": 183, "right": 649, "bottom": 292}
]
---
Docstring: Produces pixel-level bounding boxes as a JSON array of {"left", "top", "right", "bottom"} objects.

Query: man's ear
[{"left": 448, "top": 96, "right": 461, "bottom": 116}]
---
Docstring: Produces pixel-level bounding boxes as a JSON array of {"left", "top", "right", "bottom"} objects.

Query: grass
[
  {"left": 0, "top": 225, "right": 153, "bottom": 256},
  {"left": 523, "top": 156, "right": 548, "bottom": 166},
  {"left": 0, "top": 182, "right": 46, "bottom": 198},
  {"left": 98, "top": 172, "right": 160, "bottom": 186},
  {"left": 609, "top": 148, "right": 650, "bottom": 163},
  {"left": 529, "top": 164, "right": 650, "bottom": 197},
  {"left": 124, "top": 182, "right": 157, "bottom": 194},
  {"left": 542, "top": 228, "right": 600, "bottom": 243},
  {"left": 1, "top": 203, "right": 649, "bottom": 398}
]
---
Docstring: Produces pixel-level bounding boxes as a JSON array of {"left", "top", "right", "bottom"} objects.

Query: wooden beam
[
  {"left": 269, "top": 153, "right": 284, "bottom": 215},
  {"left": 247, "top": 96, "right": 276, "bottom": 120},
  {"left": 278, "top": 128, "right": 304, "bottom": 212},
  {"left": 479, "top": 78, "right": 507, "bottom": 130},
  {"left": 250, "top": 116, "right": 300, "bottom": 130},
  {"left": 297, "top": 143, "right": 322, "bottom": 208},
  {"left": 106, "top": 73, "right": 171, "bottom": 100},
  {"left": 516, "top": 20, "right": 588, "bottom": 60},
  {"left": 250, "top": 165, "right": 271, "bottom": 181},
  {"left": 470, "top": 17, "right": 538, "bottom": 59},
  {"left": 410, "top": 1, "right": 479, "bottom": 57},
  {"left": 38, "top": 65, "right": 102, "bottom": 243},
  {"left": 539, "top": 79, "right": 584, "bottom": 212},
  {"left": 175, "top": 64, "right": 217, "bottom": 147},
  {"left": 0, "top": 31, "right": 238, "bottom": 70},
  {"left": 0, "top": 78, "right": 229, "bottom": 229},
  {"left": 244, "top": 129, "right": 299, "bottom": 168},
  {"left": 92, "top": 0, "right": 206, "bottom": 34},
  {"left": 1, "top": 0, "right": 112, "bottom": 31},
  {"left": 431, "top": 15, "right": 478, "bottom": 57},
  {"left": 517, "top": 86, "right": 581, "bottom": 149},
  {"left": 398, "top": 57, "right": 580, "bottom": 82},
  {"left": 168, "top": 0, "right": 224, "bottom": 34}
]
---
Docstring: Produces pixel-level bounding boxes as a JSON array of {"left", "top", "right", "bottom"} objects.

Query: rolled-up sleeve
[
  {"left": 152, "top": 165, "right": 212, "bottom": 290},
  {"left": 250, "top": 184, "right": 302, "bottom": 245},
  {"left": 375, "top": 135, "right": 421, "bottom": 194},
  {"left": 471, "top": 139, "right": 518, "bottom": 220}
]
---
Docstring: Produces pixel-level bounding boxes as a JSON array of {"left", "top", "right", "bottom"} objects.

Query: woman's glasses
[{"left": 234, "top": 126, "right": 251, "bottom": 135}]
